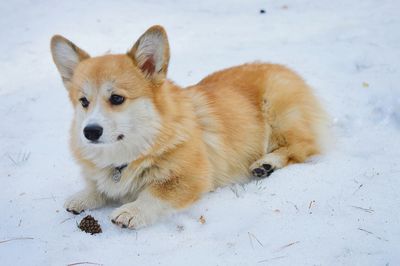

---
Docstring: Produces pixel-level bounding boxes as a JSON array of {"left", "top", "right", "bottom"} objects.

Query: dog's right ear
[
  {"left": 50, "top": 35, "right": 90, "bottom": 87},
  {"left": 128, "top": 25, "right": 170, "bottom": 84}
]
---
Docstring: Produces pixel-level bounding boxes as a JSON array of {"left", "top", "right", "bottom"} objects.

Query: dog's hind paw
[
  {"left": 250, "top": 153, "right": 283, "bottom": 178},
  {"left": 251, "top": 164, "right": 274, "bottom": 178}
]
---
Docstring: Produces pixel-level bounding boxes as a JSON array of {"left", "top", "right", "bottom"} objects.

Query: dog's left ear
[{"left": 128, "top": 25, "right": 170, "bottom": 84}]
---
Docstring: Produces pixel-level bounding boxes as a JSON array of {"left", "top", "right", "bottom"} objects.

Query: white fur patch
[
  {"left": 110, "top": 190, "right": 174, "bottom": 229},
  {"left": 88, "top": 157, "right": 161, "bottom": 200}
]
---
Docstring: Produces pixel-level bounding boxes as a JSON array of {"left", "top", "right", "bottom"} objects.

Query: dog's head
[{"left": 50, "top": 26, "right": 169, "bottom": 167}]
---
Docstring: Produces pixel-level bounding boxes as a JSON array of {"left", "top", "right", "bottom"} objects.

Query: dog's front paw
[
  {"left": 64, "top": 195, "right": 86, "bottom": 215},
  {"left": 110, "top": 205, "right": 148, "bottom": 229},
  {"left": 64, "top": 190, "right": 105, "bottom": 215}
]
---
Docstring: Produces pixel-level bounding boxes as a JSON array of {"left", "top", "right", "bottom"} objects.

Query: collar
[{"left": 111, "top": 163, "right": 128, "bottom": 183}]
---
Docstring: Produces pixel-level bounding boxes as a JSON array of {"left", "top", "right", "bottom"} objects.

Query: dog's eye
[
  {"left": 79, "top": 97, "right": 89, "bottom": 108},
  {"left": 110, "top": 94, "right": 125, "bottom": 105}
]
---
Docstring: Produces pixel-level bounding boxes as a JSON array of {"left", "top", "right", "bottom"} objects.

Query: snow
[{"left": 0, "top": 0, "right": 399, "bottom": 265}]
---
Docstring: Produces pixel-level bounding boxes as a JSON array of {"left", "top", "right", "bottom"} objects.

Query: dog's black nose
[{"left": 83, "top": 124, "right": 103, "bottom": 141}]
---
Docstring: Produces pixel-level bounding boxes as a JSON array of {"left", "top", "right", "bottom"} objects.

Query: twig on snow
[
  {"left": 274, "top": 241, "right": 300, "bottom": 252},
  {"left": 67, "top": 262, "right": 103, "bottom": 266},
  {"left": 248, "top": 232, "right": 263, "bottom": 249},
  {"left": 352, "top": 184, "right": 364, "bottom": 195},
  {"left": 33, "top": 194, "right": 57, "bottom": 201},
  {"left": 229, "top": 186, "right": 240, "bottom": 198},
  {"left": 258, "top": 256, "right": 287, "bottom": 263},
  {"left": 0, "top": 237, "right": 34, "bottom": 244},
  {"left": 5, "top": 152, "right": 31, "bottom": 166},
  {"left": 60, "top": 217, "right": 74, "bottom": 224},
  {"left": 350, "top": 205, "right": 374, "bottom": 213},
  {"left": 286, "top": 201, "right": 299, "bottom": 211},
  {"left": 358, "top": 228, "right": 388, "bottom": 242},
  {"left": 6, "top": 153, "right": 17, "bottom": 165}
]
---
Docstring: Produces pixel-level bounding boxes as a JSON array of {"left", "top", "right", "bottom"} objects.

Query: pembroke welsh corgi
[{"left": 50, "top": 25, "right": 329, "bottom": 229}]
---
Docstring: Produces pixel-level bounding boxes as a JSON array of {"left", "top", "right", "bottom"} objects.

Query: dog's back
[{"left": 186, "top": 63, "right": 329, "bottom": 185}]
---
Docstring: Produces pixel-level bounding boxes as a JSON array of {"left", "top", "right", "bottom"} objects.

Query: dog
[{"left": 50, "top": 25, "right": 329, "bottom": 229}]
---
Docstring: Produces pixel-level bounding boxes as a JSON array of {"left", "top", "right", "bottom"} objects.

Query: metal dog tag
[
  {"left": 112, "top": 168, "right": 122, "bottom": 183},
  {"left": 111, "top": 163, "right": 128, "bottom": 183}
]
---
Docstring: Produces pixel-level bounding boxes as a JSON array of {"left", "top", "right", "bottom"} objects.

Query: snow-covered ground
[{"left": 0, "top": 0, "right": 399, "bottom": 265}]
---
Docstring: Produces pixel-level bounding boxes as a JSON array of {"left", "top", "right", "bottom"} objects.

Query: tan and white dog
[{"left": 50, "top": 25, "right": 328, "bottom": 229}]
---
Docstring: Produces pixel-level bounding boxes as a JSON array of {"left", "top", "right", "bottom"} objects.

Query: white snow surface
[{"left": 0, "top": 0, "right": 399, "bottom": 265}]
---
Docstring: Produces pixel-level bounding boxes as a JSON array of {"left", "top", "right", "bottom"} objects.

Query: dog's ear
[
  {"left": 128, "top": 25, "right": 170, "bottom": 84},
  {"left": 50, "top": 35, "right": 90, "bottom": 87}
]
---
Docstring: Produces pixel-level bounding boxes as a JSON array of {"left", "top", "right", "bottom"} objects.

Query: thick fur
[{"left": 51, "top": 25, "right": 329, "bottom": 229}]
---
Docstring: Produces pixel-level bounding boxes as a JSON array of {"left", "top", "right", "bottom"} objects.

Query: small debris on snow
[
  {"left": 274, "top": 241, "right": 300, "bottom": 252},
  {"left": 60, "top": 217, "right": 73, "bottom": 224},
  {"left": 199, "top": 215, "right": 206, "bottom": 224},
  {"left": 258, "top": 256, "right": 287, "bottom": 263},
  {"left": 350, "top": 205, "right": 374, "bottom": 213},
  {"left": 0, "top": 237, "right": 34, "bottom": 244},
  {"left": 248, "top": 232, "right": 264, "bottom": 248},
  {"left": 308, "top": 200, "right": 316, "bottom": 214},
  {"left": 67, "top": 262, "right": 103, "bottom": 266},
  {"left": 352, "top": 184, "right": 364, "bottom": 195},
  {"left": 358, "top": 228, "right": 388, "bottom": 242}
]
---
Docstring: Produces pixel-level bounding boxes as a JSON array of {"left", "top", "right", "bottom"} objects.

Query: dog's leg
[
  {"left": 250, "top": 138, "right": 319, "bottom": 178},
  {"left": 250, "top": 77, "right": 325, "bottom": 178},
  {"left": 250, "top": 147, "right": 289, "bottom": 178},
  {"left": 64, "top": 184, "right": 106, "bottom": 214},
  {"left": 110, "top": 189, "right": 174, "bottom": 229},
  {"left": 111, "top": 172, "right": 210, "bottom": 229}
]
